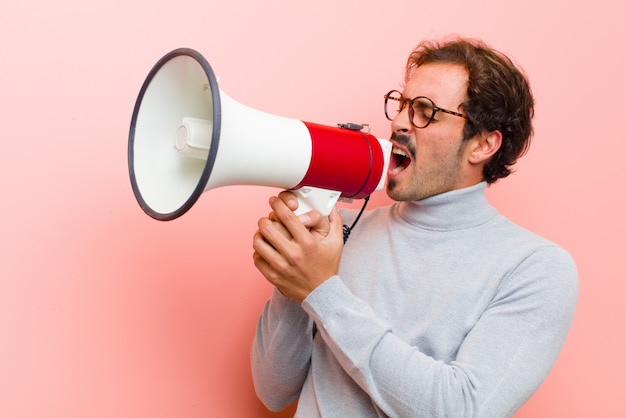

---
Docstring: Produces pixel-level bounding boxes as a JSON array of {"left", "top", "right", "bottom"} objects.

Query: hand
[{"left": 252, "top": 192, "right": 344, "bottom": 303}]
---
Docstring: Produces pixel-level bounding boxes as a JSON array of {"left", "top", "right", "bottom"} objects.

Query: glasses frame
[{"left": 384, "top": 90, "right": 467, "bottom": 129}]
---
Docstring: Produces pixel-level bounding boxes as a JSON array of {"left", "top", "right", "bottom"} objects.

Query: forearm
[
  {"left": 301, "top": 277, "right": 470, "bottom": 416},
  {"left": 302, "top": 275, "right": 575, "bottom": 417},
  {"left": 250, "top": 287, "right": 315, "bottom": 411}
]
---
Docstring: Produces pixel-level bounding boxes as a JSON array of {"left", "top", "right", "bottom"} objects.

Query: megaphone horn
[{"left": 128, "top": 48, "right": 391, "bottom": 221}]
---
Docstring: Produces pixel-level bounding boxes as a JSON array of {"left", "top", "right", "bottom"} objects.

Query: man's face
[{"left": 386, "top": 62, "right": 473, "bottom": 202}]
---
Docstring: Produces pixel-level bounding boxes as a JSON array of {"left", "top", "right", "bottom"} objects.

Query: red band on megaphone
[{"left": 294, "top": 122, "right": 385, "bottom": 199}]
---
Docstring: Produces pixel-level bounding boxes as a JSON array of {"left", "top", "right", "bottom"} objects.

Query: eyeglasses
[{"left": 384, "top": 90, "right": 467, "bottom": 128}]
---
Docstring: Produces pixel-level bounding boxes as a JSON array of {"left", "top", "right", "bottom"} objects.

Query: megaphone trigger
[{"left": 291, "top": 187, "right": 342, "bottom": 217}]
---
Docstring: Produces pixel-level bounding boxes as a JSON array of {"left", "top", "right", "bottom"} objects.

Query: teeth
[
  {"left": 393, "top": 148, "right": 407, "bottom": 157},
  {"left": 390, "top": 147, "right": 410, "bottom": 173}
]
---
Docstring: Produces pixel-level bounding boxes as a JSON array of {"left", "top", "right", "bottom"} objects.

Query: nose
[{"left": 391, "top": 105, "right": 412, "bottom": 134}]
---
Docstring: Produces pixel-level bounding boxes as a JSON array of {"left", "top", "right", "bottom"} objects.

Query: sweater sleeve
[
  {"left": 250, "top": 287, "right": 315, "bottom": 412},
  {"left": 301, "top": 245, "right": 578, "bottom": 418}
]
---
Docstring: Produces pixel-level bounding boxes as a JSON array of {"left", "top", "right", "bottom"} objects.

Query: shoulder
[{"left": 489, "top": 217, "right": 579, "bottom": 307}]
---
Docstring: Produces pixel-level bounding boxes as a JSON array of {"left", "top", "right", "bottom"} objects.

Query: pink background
[{"left": 1, "top": 1, "right": 624, "bottom": 416}]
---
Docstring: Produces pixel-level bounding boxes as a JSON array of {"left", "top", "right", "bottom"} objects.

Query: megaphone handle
[{"left": 291, "top": 187, "right": 342, "bottom": 217}]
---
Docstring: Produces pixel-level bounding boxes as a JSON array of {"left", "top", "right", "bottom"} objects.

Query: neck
[{"left": 396, "top": 182, "right": 497, "bottom": 231}]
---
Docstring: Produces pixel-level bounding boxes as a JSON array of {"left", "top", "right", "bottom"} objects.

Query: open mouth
[{"left": 390, "top": 146, "right": 411, "bottom": 174}]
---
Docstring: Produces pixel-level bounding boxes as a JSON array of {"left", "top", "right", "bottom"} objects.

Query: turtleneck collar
[{"left": 395, "top": 182, "right": 498, "bottom": 231}]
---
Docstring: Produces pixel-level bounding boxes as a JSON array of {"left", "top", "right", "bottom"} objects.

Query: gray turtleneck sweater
[{"left": 251, "top": 182, "right": 578, "bottom": 417}]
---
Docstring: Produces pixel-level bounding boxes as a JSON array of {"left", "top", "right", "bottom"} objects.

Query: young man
[{"left": 250, "top": 37, "right": 578, "bottom": 417}]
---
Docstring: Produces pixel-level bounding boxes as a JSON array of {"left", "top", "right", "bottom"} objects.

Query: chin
[
  {"left": 385, "top": 180, "right": 409, "bottom": 202},
  {"left": 387, "top": 179, "right": 437, "bottom": 202}
]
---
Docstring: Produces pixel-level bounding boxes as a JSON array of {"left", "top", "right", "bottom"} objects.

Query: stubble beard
[
  {"left": 386, "top": 133, "right": 417, "bottom": 201},
  {"left": 386, "top": 133, "right": 468, "bottom": 202}
]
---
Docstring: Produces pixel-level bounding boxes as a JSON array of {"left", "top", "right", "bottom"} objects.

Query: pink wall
[{"left": 1, "top": 0, "right": 624, "bottom": 416}]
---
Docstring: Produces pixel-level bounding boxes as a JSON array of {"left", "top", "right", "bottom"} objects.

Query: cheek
[
  {"left": 414, "top": 138, "right": 445, "bottom": 165},
  {"left": 415, "top": 135, "right": 464, "bottom": 170}
]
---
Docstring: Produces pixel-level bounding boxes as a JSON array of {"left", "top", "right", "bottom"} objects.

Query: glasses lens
[
  {"left": 384, "top": 90, "right": 403, "bottom": 121},
  {"left": 410, "top": 97, "right": 435, "bottom": 128}
]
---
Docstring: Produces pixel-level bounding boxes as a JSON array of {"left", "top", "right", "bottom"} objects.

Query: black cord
[{"left": 342, "top": 196, "right": 370, "bottom": 244}]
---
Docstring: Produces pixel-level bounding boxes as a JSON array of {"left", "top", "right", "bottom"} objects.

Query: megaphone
[{"left": 128, "top": 48, "right": 391, "bottom": 221}]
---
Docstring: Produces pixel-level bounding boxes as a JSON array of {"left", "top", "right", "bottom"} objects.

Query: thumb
[{"left": 327, "top": 207, "right": 345, "bottom": 241}]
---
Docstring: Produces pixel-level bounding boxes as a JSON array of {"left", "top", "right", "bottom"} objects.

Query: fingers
[
  {"left": 277, "top": 191, "right": 299, "bottom": 210},
  {"left": 266, "top": 194, "right": 344, "bottom": 245},
  {"left": 268, "top": 191, "right": 298, "bottom": 222},
  {"left": 267, "top": 196, "right": 311, "bottom": 244},
  {"left": 252, "top": 229, "right": 287, "bottom": 278},
  {"left": 327, "top": 206, "right": 345, "bottom": 239},
  {"left": 252, "top": 194, "right": 344, "bottom": 302},
  {"left": 254, "top": 193, "right": 342, "bottom": 261},
  {"left": 263, "top": 216, "right": 292, "bottom": 240},
  {"left": 252, "top": 247, "right": 283, "bottom": 288},
  {"left": 252, "top": 195, "right": 304, "bottom": 280}
]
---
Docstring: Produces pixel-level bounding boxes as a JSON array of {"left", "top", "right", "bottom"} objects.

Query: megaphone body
[{"left": 128, "top": 48, "right": 391, "bottom": 221}]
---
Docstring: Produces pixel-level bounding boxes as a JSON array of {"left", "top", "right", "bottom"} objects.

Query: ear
[{"left": 468, "top": 130, "right": 502, "bottom": 164}]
